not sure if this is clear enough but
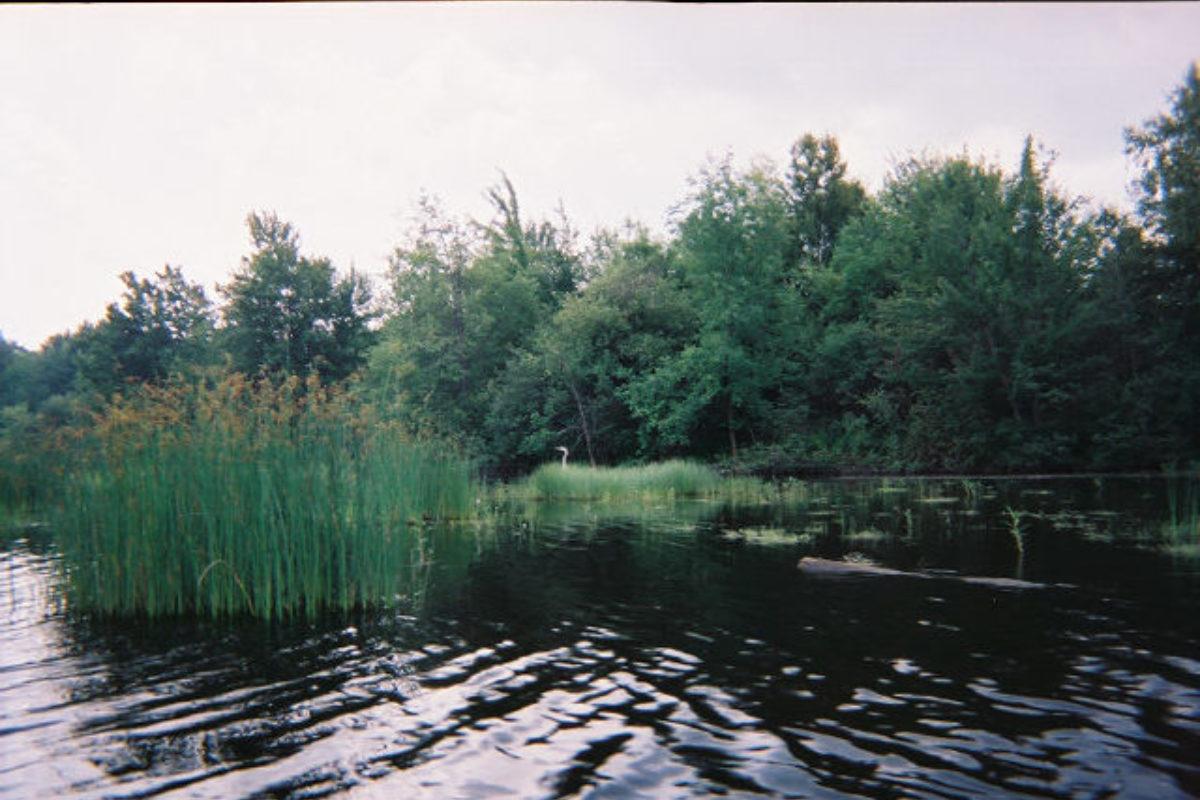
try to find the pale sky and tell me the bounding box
[1,2,1197,350]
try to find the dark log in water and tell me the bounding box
[797,556,1045,589]
[796,556,907,577]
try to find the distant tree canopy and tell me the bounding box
[4,65,1199,477]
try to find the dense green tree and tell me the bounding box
[480,174,584,305]
[0,334,20,408]
[485,226,692,468]
[220,212,374,383]
[1080,211,1179,464]
[834,146,1098,470]
[625,156,792,458]
[785,133,866,270]
[74,266,215,395]
[0,328,87,420]
[369,180,583,470]
[487,297,624,467]
[1126,64,1200,314]
[879,157,1021,467]
[590,230,698,461]
[1123,63,1200,458]
[785,195,896,461]
[369,197,479,438]
[7,332,84,419]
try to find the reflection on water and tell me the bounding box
[2,477,1200,799]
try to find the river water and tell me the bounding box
[2,477,1199,799]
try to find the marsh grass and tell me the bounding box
[523,459,722,501]
[55,372,475,618]
[720,526,813,546]
[1163,474,1200,555]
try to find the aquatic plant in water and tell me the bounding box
[54,372,475,618]
[1006,506,1027,577]
[1163,474,1200,556]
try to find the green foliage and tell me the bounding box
[625,156,793,459]
[785,133,867,269]
[1122,63,1200,459]
[1127,63,1200,283]
[481,226,697,471]
[359,85,1200,474]
[13,333,83,412]
[818,146,1102,470]
[75,266,216,396]
[368,197,480,438]
[0,402,68,512]
[220,211,375,383]
[366,181,584,473]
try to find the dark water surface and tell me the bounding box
[3,477,1200,799]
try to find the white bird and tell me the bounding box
[555,446,569,468]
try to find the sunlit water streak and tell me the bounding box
[2,478,1199,799]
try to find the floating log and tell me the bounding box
[796,557,1044,589]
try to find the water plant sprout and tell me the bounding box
[1006,506,1026,577]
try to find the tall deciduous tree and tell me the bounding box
[484,226,692,469]
[846,146,1097,469]
[371,196,480,438]
[626,156,791,458]
[480,173,583,305]
[1123,62,1200,456]
[369,179,584,470]
[76,266,215,394]
[1126,64,1200,299]
[220,212,374,383]
[785,133,866,270]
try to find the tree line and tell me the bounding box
[3,65,1198,478]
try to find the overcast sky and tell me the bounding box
[1,2,1197,349]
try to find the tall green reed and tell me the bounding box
[55,372,475,618]
[1164,473,1200,547]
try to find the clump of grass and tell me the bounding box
[720,475,782,505]
[720,527,812,546]
[524,459,720,501]
[845,527,888,543]
[1165,474,1200,544]
[54,372,475,619]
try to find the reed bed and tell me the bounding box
[55,373,474,618]
[524,459,721,501]
[1164,473,1200,548]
